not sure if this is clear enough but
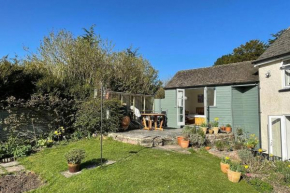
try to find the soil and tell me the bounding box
[0,172,43,193]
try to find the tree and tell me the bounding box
[268,29,287,46]
[214,40,267,66]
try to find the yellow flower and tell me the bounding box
[54,131,58,135]
[244,165,249,169]
[258,148,263,153]
[270,154,273,157]
[288,165,290,168]
[214,117,219,121]
[225,156,230,160]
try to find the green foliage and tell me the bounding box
[273,161,290,184]
[245,134,259,148]
[74,99,123,134]
[230,162,243,172]
[226,124,231,127]
[247,178,273,193]
[154,87,165,99]
[189,126,206,147]
[200,122,208,127]
[0,134,32,158]
[214,40,267,65]
[64,149,86,164]
[215,140,230,151]
[221,156,231,164]
[268,29,287,46]
[236,128,243,136]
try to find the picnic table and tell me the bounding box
[141,113,165,131]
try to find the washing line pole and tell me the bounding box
[100,81,103,167]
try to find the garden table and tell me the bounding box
[141,113,165,131]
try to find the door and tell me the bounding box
[177,89,185,126]
[269,116,286,160]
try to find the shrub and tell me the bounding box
[230,162,244,172]
[215,141,228,151]
[233,141,244,150]
[189,127,206,147]
[65,149,86,164]
[274,161,290,184]
[74,99,123,134]
[248,178,273,193]
[238,149,254,164]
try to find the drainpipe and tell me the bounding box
[258,83,262,149]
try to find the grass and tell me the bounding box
[20,138,257,193]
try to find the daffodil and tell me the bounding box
[54,131,58,135]
[225,156,230,160]
[258,148,263,153]
[269,154,273,157]
[214,117,219,121]
[244,165,249,169]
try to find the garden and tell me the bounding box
[175,120,290,193]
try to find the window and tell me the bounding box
[283,60,290,88]
[207,88,216,107]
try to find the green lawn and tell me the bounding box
[20,138,257,193]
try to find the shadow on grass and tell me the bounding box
[81,158,108,170]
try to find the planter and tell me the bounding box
[247,144,254,149]
[208,129,214,134]
[68,163,81,173]
[220,162,230,174]
[180,140,189,148]
[225,127,232,133]
[220,126,226,131]
[213,127,219,134]
[121,116,131,130]
[227,169,241,183]
[205,146,211,150]
[177,136,184,146]
[201,127,208,134]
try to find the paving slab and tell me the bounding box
[0,161,19,168]
[61,160,116,178]
[5,165,25,173]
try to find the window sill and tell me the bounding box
[278,88,290,92]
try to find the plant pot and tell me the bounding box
[225,127,232,133]
[177,136,184,146]
[247,144,254,149]
[213,127,219,134]
[227,169,241,183]
[180,140,189,148]
[220,162,230,174]
[220,126,226,131]
[208,129,214,134]
[205,146,211,150]
[68,163,81,173]
[121,116,131,130]
[201,127,208,134]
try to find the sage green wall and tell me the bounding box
[208,86,233,127]
[232,86,260,139]
[162,89,178,128]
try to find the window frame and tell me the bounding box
[208,87,216,107]
[282,60,290,89]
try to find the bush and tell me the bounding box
[65,149,86,164]
[238,149,254,164]
[74,99,123,134]
[215,141,230,151]
[248,178,273,193]
[189,126,205,147]
[274,161,290,184]
[229,162,244,172]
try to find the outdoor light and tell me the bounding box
[265,71,271,78]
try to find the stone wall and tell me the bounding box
[205,133,235,145]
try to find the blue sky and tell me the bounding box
[1,0,290,80]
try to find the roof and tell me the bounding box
[165,61,259,89]
[253,28,290,64]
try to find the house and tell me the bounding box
[253,28,290,160]
[154,61,260,138]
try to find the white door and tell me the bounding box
[177,89,185,126]
[269,116,287,160]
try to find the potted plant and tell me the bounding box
[178,126,192,146]
[225,124,232,133]
[65,149,86,173]
[208,129,214,134]
[228,162,243,183]
[211,118,219,134]
[200,122,208,134]
[244,134,259,149]
[220,156,231,174]
[180,137,190,148]
[205,144,211,150]
[220,125,226,131]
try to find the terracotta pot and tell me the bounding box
[68,163,81,173]
[227,169,241,183]
[225,127,232,133]
[177,136,184,146]
[220,162,230,174]
[220,126,226,131]
[121,116,131,130]
[201,127,208,134]
[180,140,189,148]
[205,146,211,150]
[213,127,219,134]
[208,129,214,134]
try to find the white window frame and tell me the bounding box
[208,87,216,107]
[282,60,290,88]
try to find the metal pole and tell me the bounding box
[100,82,103,166]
